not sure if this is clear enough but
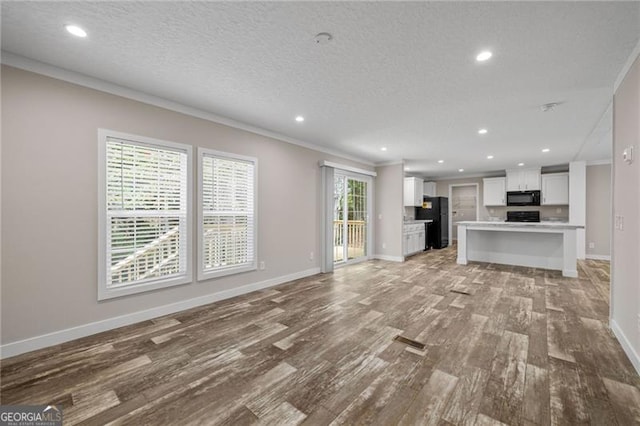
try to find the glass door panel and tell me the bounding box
[333,174,368,264]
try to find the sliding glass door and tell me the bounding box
[333,174,370,264]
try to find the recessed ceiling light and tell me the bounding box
[437,160,444,164]
[381,147,387,151]
[476,51,492,62]
[65,24,87,38]
[487,155,494,159]
[478,128,488,135]
[458,168,464,172]
[518,162,525,166]
[542,148,550,153]
[295,116,304,122]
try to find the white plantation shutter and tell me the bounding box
[199,149,257,279]
[99,130,192,300]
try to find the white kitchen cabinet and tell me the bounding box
[483,177,506,206]
[404,177,424,207]
[403,223,425,256]
[541,173,569,205]
[506,168,541,191]
[418,230,426,252]
[523,169,541,190]
[423,181,437,197]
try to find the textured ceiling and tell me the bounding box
[2,2,639,178]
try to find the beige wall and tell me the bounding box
[612,53,640,363]
[0,66,373,345]
[585,164,612,257]
[435,177,569,221]
[374,164,403,259]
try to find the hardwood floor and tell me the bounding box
[2,246,639,425]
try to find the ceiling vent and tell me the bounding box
[540,102,559,112]
[314,32,332,44]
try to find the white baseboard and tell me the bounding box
[0,267,321,359]
[586,254,611,261]
[373,254,404,262]
[610,319,640,375]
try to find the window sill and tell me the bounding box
[197,264,257,282]
[98,274,192,301]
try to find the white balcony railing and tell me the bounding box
[110,225,181,286]
[334,220,366,262]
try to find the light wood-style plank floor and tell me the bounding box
[2,246,639,425]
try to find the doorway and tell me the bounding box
[448,184,479,243]
[333,174,370,265]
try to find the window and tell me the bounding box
[98,129,192,300]
[198,148,257,280]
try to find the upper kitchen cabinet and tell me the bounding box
[506,168,541,191]
[541,172,569,205]
[404,177,424,206]
[423,181,437,197]
[483,177,506,206]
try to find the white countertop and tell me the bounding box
[404,219,433,224]
[456,220,583,229]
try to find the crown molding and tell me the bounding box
[1,51,374,167]
[614,38,640,93]
[375,160,404,167]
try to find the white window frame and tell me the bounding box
[98,129,193,300]
[198,147,258,281]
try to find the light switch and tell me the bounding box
[623,146,634,164]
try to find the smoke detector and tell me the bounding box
[540,102,559,112]
[314,32,333,44]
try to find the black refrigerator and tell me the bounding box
[415,196,449,249]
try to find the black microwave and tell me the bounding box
[506,190,541,206]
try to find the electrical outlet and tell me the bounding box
[309,251,314,261]
[589,242,595,249]
[259,261,266,270]
[382,242,386,249]
[378,214,383,220]
[615,215,624,231]
[556,208,562,214]
[490,209,494,214]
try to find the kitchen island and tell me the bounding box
[456,221,585,277]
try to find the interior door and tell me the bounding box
[451,186,477,240]
[333,174,370,264]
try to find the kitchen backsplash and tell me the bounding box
[483,205,569,221]
[406,203,568,222]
